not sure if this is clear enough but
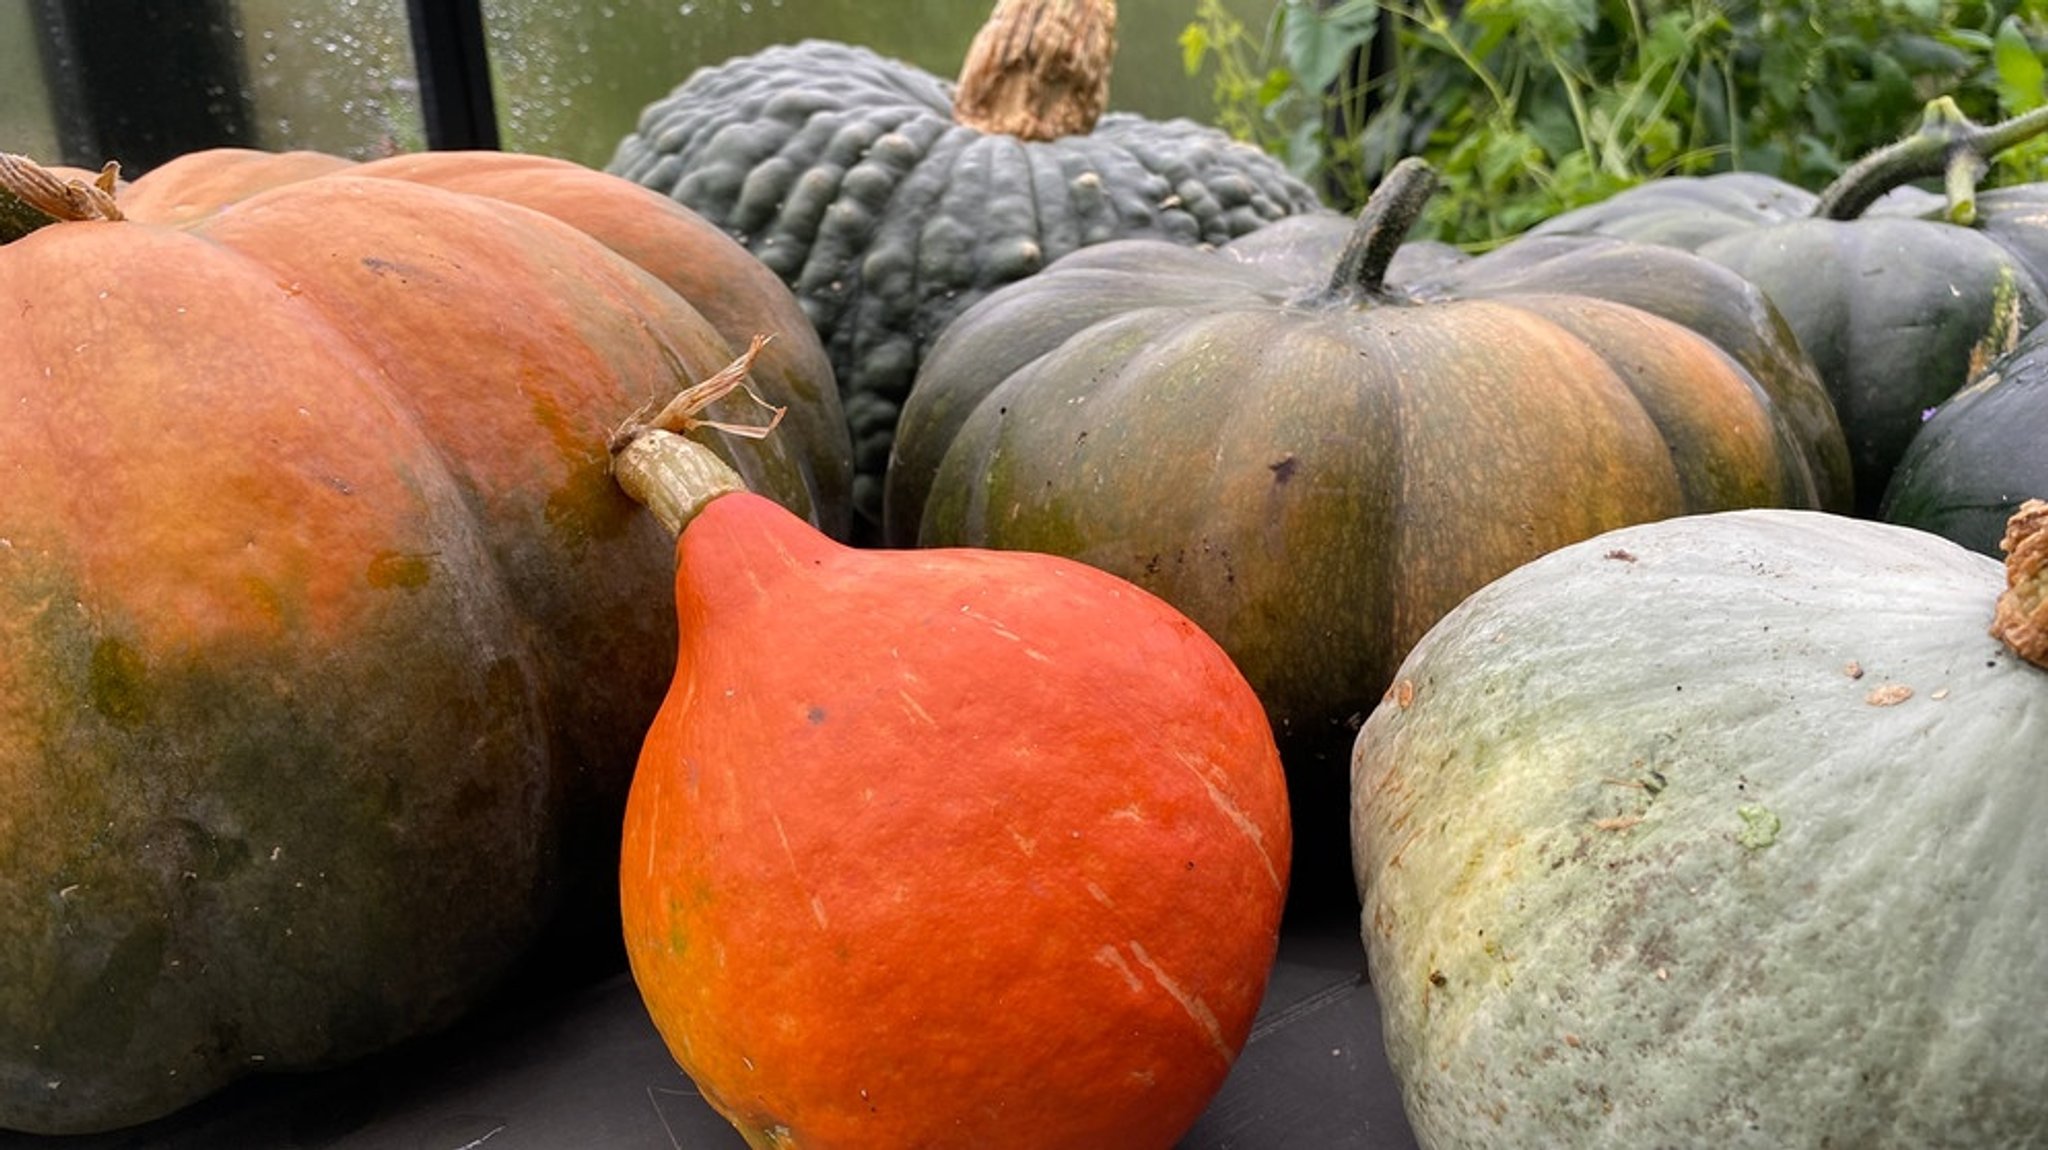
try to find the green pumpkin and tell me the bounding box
[1884,319,2048,555]
[885,159,1846,908]
[1533,98,2048,513]
[1352,504,2048,1149]
[607,0,1322,535]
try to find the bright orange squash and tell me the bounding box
[610,409,1294,1149]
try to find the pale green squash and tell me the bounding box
[1352,505,2048,1149]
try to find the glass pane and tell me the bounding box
[0,4,62,164]
[239,0,424,157]
[482,0,1269,170]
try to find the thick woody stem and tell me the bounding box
[952,0,1117,140]
[1322,157,1438,300]
[1993,498,2048,669]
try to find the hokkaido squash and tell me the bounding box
[1352,502,2048,1149]
[1884,318,2048,556]
[1532,98,2048,513]
[885,157,1847,910]
[608,371,1292,1149]
[607,0,1322,534]
[0,151,843,1134]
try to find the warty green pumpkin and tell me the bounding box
[606,0,1322,534]
[1352,501,2048,1149]
[0,149,844,1134]
[885,158,1847,910]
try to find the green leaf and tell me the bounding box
[1179,25,1212,77]
[1279,0,1380,95]
[1995,16,2047,113]
[1465,0,1595,53]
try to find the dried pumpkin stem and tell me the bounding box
[952,0,1117,140]
[0,153,122,241]
[1813,97,2048,225]
[1992,498,2048,669]
[1323,156,1438,300]
[609,335,781,538]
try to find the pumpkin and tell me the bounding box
[606,385,1292,1149]
[1884,318,2048,556]
[1531,98,2048,514]
[1351,501,2048,1149]
[0,150,843,1134]
[112,146,856,537]
[606,0,1323,534]
[884,158,1847,908]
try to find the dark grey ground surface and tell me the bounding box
[0,915,1420,1149]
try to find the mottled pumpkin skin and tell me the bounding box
[621,493,1290,1149]
[1885,320,2048,555]
[607,39,1323,531]
[0,165,838,1133]
[884,221,1844,907]
[1352,510,2048,1149]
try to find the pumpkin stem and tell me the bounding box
[1813,98,2048,224]
[0,153,121,241]
[1323,157,1437,299]
[952,0,1117,141]
[1992,498,2048,669]
[609,335,781,538]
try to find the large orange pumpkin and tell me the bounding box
[608,417,1293,1149]
[0,151,848,1134]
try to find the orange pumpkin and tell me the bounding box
[609,418,1293,1149]
[0,151,847,1134]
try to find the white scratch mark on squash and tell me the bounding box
[1095,945,1144,993]
[897,689,936,726]
[1176,750,1282,892]
[1130,941,1232,1063]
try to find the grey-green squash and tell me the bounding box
[606,0,1322,534]
[1884,318,2048,556]
[1352,501,2048,1149]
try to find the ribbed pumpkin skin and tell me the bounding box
[884,214,1844,905]
[117,147,855,538]
[1352,510,2048,1149]
[0,170,826,1134]
[607,39,1322,529]
[1884,320,2048,555]
[1530,170,2047,513]
[621,492,1290,1150]
[1694,217,2045,513]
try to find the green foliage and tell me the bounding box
[1182,0,2048,246]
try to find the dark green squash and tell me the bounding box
[1883,319,2048,556]
[1532,99,2048,514]
[606,0,1322,534]
[884,159,1847,909]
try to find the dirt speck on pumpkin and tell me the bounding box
[1603,549,1637,562]
[1386,678,1416,709]
[1843,660,1864,679]
[1865,683,1913,706]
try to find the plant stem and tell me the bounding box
[953,0,1118,140]
[1323,155,1437,299]
[1994,499,2047,670]
[0,154,122,242]
[1814,98,2048,223]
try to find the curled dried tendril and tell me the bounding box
[610,333,785,453]
[1993,498,2047,668]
